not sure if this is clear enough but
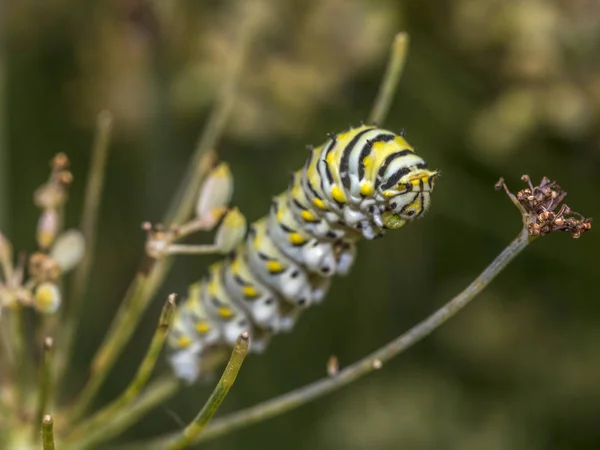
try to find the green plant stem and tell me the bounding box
[167,333,250,450]
[64,295,176,446]
[124,227,531,449]
[76,376,180,449]
[368,32,410,126]
[66,2,264,423]
[10,303,29,415]
[56,111,113,384]
[33,337,54,441]
[41,415,55,450]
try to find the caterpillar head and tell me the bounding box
[380,162,439,228]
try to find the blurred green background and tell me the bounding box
[2,0,600,449]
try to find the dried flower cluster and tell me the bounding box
[496,175,593,239]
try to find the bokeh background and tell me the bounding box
[2,0,600,449]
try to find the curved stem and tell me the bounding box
[167,333,250,450]
[123,227,530,449]
[368,32,410,126]
[64,295,176,447]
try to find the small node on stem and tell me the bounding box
[327,355,339,377]
[372,359,383,370]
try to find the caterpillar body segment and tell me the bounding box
[168,125,438,382]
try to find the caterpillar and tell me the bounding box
[167,124,439,382]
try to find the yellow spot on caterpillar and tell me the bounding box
[360,182,374,196]
[218,307,234,319]
[289,232,306,245]
[383,190,396,198]
[276,208,284,222]
[208,280,216,296]
[372,141,386,151]
[312,198,327,210]
[177,336,192,348]
[331,186,346,203]
[301,210,317,222]
[267,260,284,273]
[195,321,211,334]
[326,152,335,165]
[363,156,372,168]
[242,286,258,298]
[394,136,414,150]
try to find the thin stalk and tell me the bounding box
[368,32,410,126]
[165,244,220,255]
[33,337,54,440]
[66,1,265,423]
[127,227,530,449]
[167,333,250,450]
[10,303,28,415]
[56,111,113,382]
[64,295,176,446]
[41,415,55,450]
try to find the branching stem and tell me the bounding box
[123,227,530,449]
[64,295,176,448]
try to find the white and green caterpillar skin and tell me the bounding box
[168,125,438,382]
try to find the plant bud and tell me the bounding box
[50,229,86,273]
[195,163,234,227]
[37,209,60,250]
[33,282,61,314]
[214,208,247,254]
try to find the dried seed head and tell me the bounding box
[195,163,234,228]
[497,175,592,239]
[52,153,70,170]
[214,208,247,254]
[33,282,62,314]
[34,154,73,211]
[28,253,62,283]
[50,229,86,273]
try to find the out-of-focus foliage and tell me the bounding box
[1,0,599,449]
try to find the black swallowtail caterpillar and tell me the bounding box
[168,124,439,382]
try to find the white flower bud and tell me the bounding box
[50,229,86,273]
[214,208,247,254]
[33,282,62,314]
[195,163,234,227]
[37,209,60,250]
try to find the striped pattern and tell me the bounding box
[168,125,438,382]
